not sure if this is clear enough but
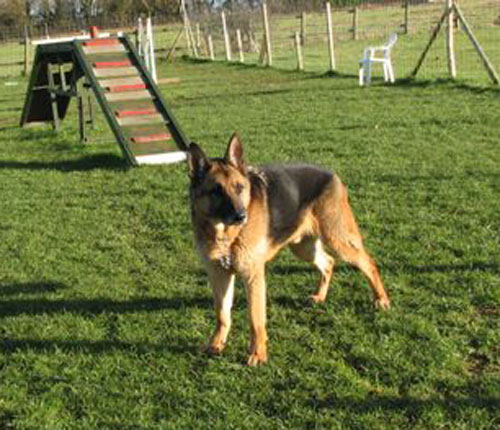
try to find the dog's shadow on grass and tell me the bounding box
[0,153,127,172]
[0,280,211,356]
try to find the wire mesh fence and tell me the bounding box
[186,0,500,85]
[0,0,498,86]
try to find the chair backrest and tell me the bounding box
[385,33,398,49]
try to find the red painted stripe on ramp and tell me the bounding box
[131,133,172,143]
[115,109,157,118]
[84,38,120,47]
[94,60,132,68]
[107,83,147,92]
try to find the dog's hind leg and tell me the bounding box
[290,237,335,303]
[318,181,390,310]
[205,264,235,355]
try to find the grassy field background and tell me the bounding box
[0,55,499,428]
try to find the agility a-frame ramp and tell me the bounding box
[20,34,189,166]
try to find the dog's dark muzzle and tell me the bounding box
[226,210,247,225]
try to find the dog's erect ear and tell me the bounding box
[187,142,209,182]
[224,132,245,170]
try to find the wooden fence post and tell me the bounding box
[262,3,272,66]
[352,7,358,41]
[207,33,215,60]
[294,31,303,71]
[446,0,457,79]
[221,11,232,61]
[236,29,244,63]
[325,2,335,72]
[300,11,306,46]
[195,23,201,54]
[23,25,30,76]
[403,0,410,34]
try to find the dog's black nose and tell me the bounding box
[232,211,247,225]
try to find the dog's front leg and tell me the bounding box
[205,264,235,355]
[242,266,268,366]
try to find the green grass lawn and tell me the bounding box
[0,57,499,429]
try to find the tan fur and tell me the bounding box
[188,134,390,366]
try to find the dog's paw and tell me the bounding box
[247,351,268,367]
[375,297,391,310]
[309,294,327,304]
[204,342,225,356]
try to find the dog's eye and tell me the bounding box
[234,183,244,195]
[209,184,223,197]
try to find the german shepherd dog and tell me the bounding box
[187,133,390,366]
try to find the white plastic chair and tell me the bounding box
[359,33,398,86]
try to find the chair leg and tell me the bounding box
[382,62,389,82]
[366,62,372,85]
[388,62,395,83]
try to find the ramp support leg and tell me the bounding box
[47,65,60,131]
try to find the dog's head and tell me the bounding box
[187,133,251,226]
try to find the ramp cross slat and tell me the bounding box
[116,108,158,118]
[94,67,139,78]
[94,60,132,68]
[83,45,126,54]
[99,76,143,87]
[83,38,120,47]
[131,133,172,143]
[105,90,151,102]
[107,83,147,92]
[118,114,164,126]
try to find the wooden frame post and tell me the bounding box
[446,0,457,79]
[403,0,410,35]
[195,23,201,54]
[352,7,358,41]
[325,2,336,72]
[207,33,215,60]
[294,31,304,71]
[236,29,244,63]
[262,3,272,66]
[23,25,30,76]
[221,11,232,61]
[300,12,306,46]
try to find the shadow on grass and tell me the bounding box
[394,77,500,95]
[0,280,212,355]
[305,392,500,415]
[377,171,500,184]
[0,281,67,296]
[0,295,212,318]
[0,153,127,172]
[0,337,202,356]
[392,261,499,275]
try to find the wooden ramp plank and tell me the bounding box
[107,83,146,92]
[99,76,143,88]
[83,38,120,47]
[131,133,172,143]
[105,90,152,102]
[135,152,187,165]
[83,45,126,54]
[94,60,132,68]
[94,66,139,78]
[118,114,164,126]
[116,108,158,118]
